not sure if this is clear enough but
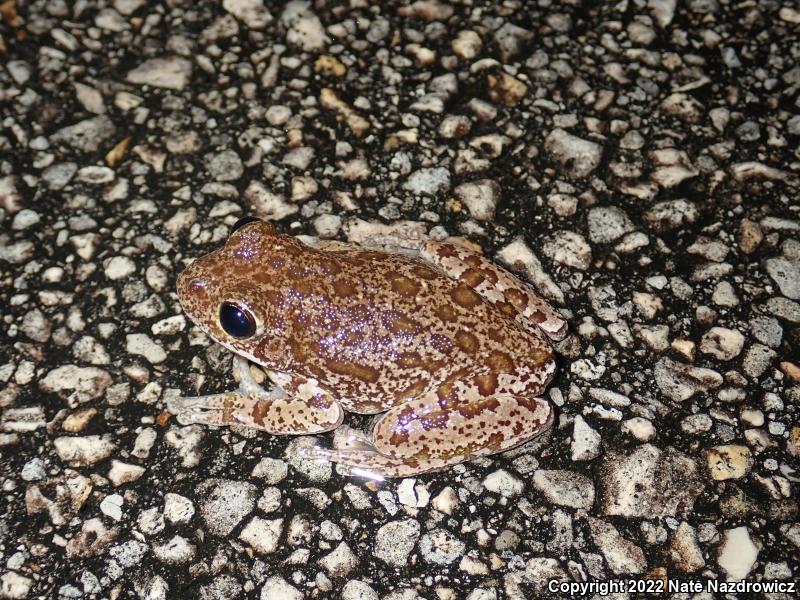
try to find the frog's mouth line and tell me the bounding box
[212,339,266,370]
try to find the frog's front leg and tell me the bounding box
[305,376,554,478]
[167,356,344,434]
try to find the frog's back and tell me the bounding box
[279,246,553,413]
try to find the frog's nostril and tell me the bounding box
[176,268,208,299]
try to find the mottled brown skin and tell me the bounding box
[173,221,567,477]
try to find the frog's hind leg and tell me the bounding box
[419,240,568,342]
[347,233,568,340]
[303,386,554,479]
[340,230,428,257]
[167,356,344,435]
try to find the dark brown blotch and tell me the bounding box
[487,328,506,343]
[429,333,455,355]
[389,430,410,446]
[436,304,458,322]
[387,405,416,445]
[524,344,553,368]
[475,373,498,396]
[411,265,438,280]
[306,393,334,410]
[451,284,482,309]
[497,300,516,316]
[435,381,457,406]
[326,359,380,383]
[483,267,499,284]
[251,400,269,426]
[485,431,505,450]
[333,278,357,297]
[465,255,483,268]
[394,378,430,402]
[455,330,480,355]
[505,288,529,311]
[461,268,485,288]
[420,410,449,431]
[388,314,420,334]
[318,258,341,276]
[457,397,501,418]
[515,396,540,413]
[487,350,515,373]
[397,352,423,369]
[424,358,447,373]
[435,245,459,258]
[391,274,422,297]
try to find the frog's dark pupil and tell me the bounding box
[219,302,256,338]
[230,215,262,235]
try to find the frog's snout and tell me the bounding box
[175,265,191,300]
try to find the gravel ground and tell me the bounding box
[1,0,799,598]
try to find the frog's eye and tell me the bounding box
[219,301,257,338]
[230,215,262,235]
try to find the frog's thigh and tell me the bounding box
[252,369,345,434]
[420,240,568,341]
[347,231,426,255]
[372,388,552,461]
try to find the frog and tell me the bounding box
[167,217,568,479]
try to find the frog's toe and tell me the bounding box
[294,444,326,460]
[165,395,190,417]
[291,445,384,479]
[166,392,243,426]
[294,445,353,472]
[318,448,458,479]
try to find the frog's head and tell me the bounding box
[177,217,302,365]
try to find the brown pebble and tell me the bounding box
[780,361,800,382]
[487,72,528,107]
[738,218,763,254]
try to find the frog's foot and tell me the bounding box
[297,421,456,478]
[294,425,404,480]
[300,446,458,480]
[295,424,442,479]
[167,357,344,435]
[168,389,252,427]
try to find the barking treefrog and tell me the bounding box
[168,218,567,478]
